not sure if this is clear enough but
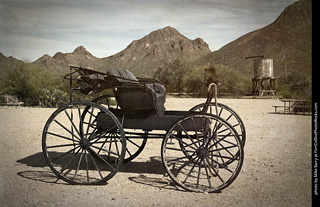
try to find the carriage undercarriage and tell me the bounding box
[42,66,245,193]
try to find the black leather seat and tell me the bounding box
[107,68,139,83]
[107,68,166,116]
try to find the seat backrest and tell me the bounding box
[107,68,166,117]
[107,68,138,83]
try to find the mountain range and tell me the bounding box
[31,26,212,77]
[200,0,312,80]
[1,0,312,82]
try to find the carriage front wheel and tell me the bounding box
[42,101,126,184]
[189,102,246,147]
[161,114,244,193]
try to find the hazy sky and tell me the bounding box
[0,0,297,61]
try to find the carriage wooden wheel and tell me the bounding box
[161,114,243,193]
[42,101,126,184]
[190,102,246,147]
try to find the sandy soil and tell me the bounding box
[0,98,312,207]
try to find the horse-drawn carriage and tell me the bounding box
[42,66,245,193]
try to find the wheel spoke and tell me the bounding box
[87,149,103,179]
[217,142,237,158]
[114,137,120,157]
[53,119,81,141]
[47,143,78,149]
[183,157,200,184]
[94,135,109,154]
[207,132,233,150]
[219,136,238,146]
[205,157,224,183]
[178,124,199,147]
[85,108,95,139]
[191,118,201,148]
[127,138,141,148]
[166,147,194,153]
[196,158,202,188]
[225,114,233,122]
[84,149,89,183]
[73,148,84,181]
[51,145,80,162]
[90,144,120,158]
[60,147,82,175]
[88,126,117,141]
[126,148,132,156]
[88,147,115,171]
[203,158,212,189]
[64,110,82,139]
[85,109,98,119]
[218,107,223,116]
[208,143,238,154]
[206,156,235,174]
[47,131,80,143]
[170,134,198,151]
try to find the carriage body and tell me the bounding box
[42,66,245,193]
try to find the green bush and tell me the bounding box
[277,70,312,99]
[184,64,250,97]
[154,59,190,95]
[0,94,6,103]
[214,64,251,96]
[0,62,69,106]
[154,61,251,97]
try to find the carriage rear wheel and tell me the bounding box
[189,102,246,146]
[90,95,147,163]
[161,114,244,193]
[42,101,126,184]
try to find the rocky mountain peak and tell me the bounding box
[53,52,64,59]
[193,38,209,49]
[148,26,182,39]
[0,52,21,73]
[37,54,52,61]
[72,46,94,57]
[102,26,212,76]
[274,0,311,26]
[129,26,210,54]
[34,46,99,73]
[73,46,87,53]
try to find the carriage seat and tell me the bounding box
[107,68,166,116]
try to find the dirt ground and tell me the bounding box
[0,98,312,207]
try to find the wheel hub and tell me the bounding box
[197,147,207,158]
[80,138,90,149]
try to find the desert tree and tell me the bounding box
[154,59,190,95]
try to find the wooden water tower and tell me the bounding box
[245,56,276,96]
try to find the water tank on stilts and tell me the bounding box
[246,56,276,96]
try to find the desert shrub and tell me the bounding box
[184,66,217,97]
[184,65,250,97]
[0,62,68,106]
[214,64,251,96]
[0,93,6,103]
[154,59,190,95]
[277,70,312,99]
[155,62,250,97]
